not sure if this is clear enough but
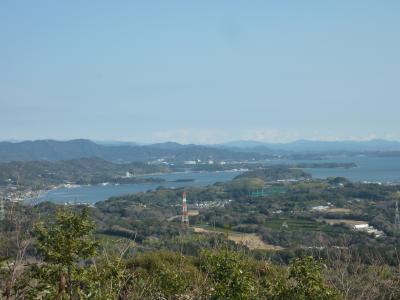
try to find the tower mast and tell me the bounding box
[181,192,189,227]
[395,200,400,231]
[0,197,5,221]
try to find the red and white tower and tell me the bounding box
[181,191,189,227]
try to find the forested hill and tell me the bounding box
[0,139,265,163]
[0,157,170,186]
[234,167,311,182]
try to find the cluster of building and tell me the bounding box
[311,203,386,238]
[353,223,385,238]
[63,201,95,207]
[311,202,337,212]
[184,159,225,165]
[194,199,233,209]
[0,187,42,203]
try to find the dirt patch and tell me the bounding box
[193,227,283,251]
[323,219,367,226]
[193,227,213,234]
[228,233,284,251]
[326,208,351,213]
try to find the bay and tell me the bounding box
[37,156,400,204]
[265,156,400,183]
[37,170,243,204]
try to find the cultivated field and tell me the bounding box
[323,219,367,226]
[326,208,351,213]
[193,227,283,251]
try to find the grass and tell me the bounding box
[291,181,330,190]
[265,217,320,231]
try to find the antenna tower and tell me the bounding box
[395,200,400,231]
[181,192,189,227]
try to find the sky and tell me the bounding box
[1,1,400,144]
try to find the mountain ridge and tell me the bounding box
[2,139,400,163]
[218,139,400,153]
[0,139,264,163]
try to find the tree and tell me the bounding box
[200,249,256,299]
[275,256,340,300]
[0,203,34,299]
[34,207,98,298]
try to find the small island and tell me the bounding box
[294,162,357,169]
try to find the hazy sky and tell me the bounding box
[1,1,400,143]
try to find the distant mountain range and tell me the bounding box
[0,139,265,163]
[218,139,400,153]
[1,139,400,163]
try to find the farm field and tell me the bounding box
[193,227,283,250]
[322,219,367,226]
[326,208,351,213]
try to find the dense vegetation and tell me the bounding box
[1,165,400,299]
[4,206,396,300]
[234,167,311,182]
[89,171,400,266]
[0,157,170,187]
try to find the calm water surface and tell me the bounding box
[38,170,243,204]
[267,156,400,183]
[38,156,400,204]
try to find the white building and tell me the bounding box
[353,224,369,230]
[311,205,329,211]
[353,223,385,238]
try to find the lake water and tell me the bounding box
[37,170,243,204]
[37,156,400,204]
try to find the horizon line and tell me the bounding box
[2,137,400,145]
